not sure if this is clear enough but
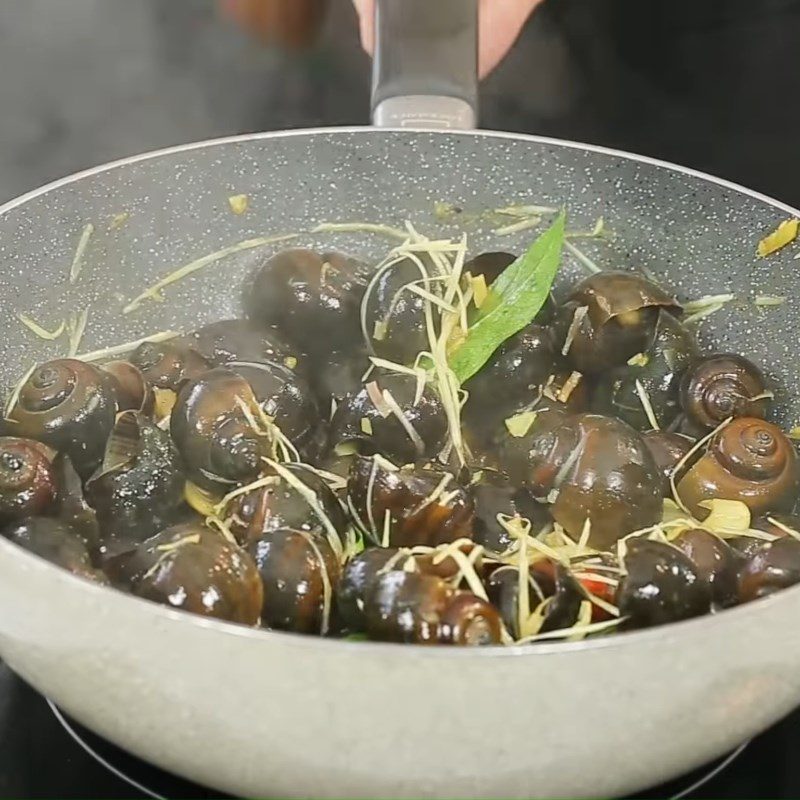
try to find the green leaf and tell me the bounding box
[449,211,566,383]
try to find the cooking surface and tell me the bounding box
[0,662,797,799]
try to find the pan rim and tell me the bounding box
[1,126,799,220]
[2,125,798,659]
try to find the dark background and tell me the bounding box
[1,0,799,206]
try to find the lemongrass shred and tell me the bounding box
[67,309,89,357]
[469,273,489,308]
[76,330,179,362]
[493,216,542,236]
[494,204,559,217]
[634,379,660,430]
[205,515,237,545]
[110,212,130,230]
[765,516,800,541]
[564,240,601,274]
[360,417,373,436]
[405,283,457,313]
[366,381,391,417]
[381,509,392,548]
[17,314,65,341]
[682,293,735,312]
[123,234,298,313]
[68,223,94,284]
[561,305,588,356]
[184,482,220,517]
[754,295,786,307]
[311,222,408,240]
[4,363,37,418]
[627,352,649,367]
[516,615,624,644]
[156,533,200,553]
[295,528,333,635]
[557,371,582,404]
[683,302,725,325]
[566,600,595,641]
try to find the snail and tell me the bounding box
[470,470,548,553]
[529,559,586,633]
[228,360,322,462]
[593,310,699,431]
[363,570,502,645]
[485,565,545,639]
[642,430,695,496]
[361,254,437,365]
[498,411,663,550]
[6,359,119,480]
[0,438,57,523]
[676,417,800,518]
[337,547,410,633]
[223,462,348,547]
[310,347,372,412]
[671,528,738,608]
[119,522,263,625]
[248,528,340,634]
[170,367,274,491]
[463,325,559,443]
[330,373,448,465]
[100,361,155,415]
[243,248,368,356]
[738,538,800,603]
[560,271,681,375]
[617,538,711,628]
[129,338,210,393]
[680,354,770,433]
[2,517,106,583]
[182,319,297,369]
[347,455,473,548]
[85,412,185,556]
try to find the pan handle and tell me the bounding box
[371,0,478,129]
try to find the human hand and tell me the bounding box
[351,0,544,77]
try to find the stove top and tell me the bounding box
[1,662,799,799]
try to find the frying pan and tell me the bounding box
[0,1,799,797]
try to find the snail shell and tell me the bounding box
[676,417,800,518]
[642,431,695,496]
[563,271,681,374]
[101,360,154,415]
[170,367,271,491]
[6,359,118,480]
[680,354,769,432]
[129,339,210,392]
[0,438,57,523]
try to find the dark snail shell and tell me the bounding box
[331,373,447,464]
[486,565,545,639]
[470,470,549,553]
[120,523,263,624]
[248,528,340,634]
[243,248,368,356]
[363,570,500,645]
[618,538,711,628]
[129,339,211,392]
[676,418,800,518]
[439,592,504,646]
[362,255,437,365]
[182,319,297,369]
[498,411,662,550]
[101,361,154,415]
[337,547,409,633]
[6,359,119,480]
[642,431,695,496]
[593,310,698,431]
[530,559,586,633]
[561,271,681,374]
[2,517,106,583]
[310,348,371,412]
[52,453,100,553]
[228,360,322,462]
[738,538,800,603]
[224,462,348,547]
[347,456,473,547]
[85,412,185,556]
[464,251,517,286]
[672,528,738,608]
[0,438,57,523]
[463,325,559,443]
[170,367,273,491]
[680,354,769,433]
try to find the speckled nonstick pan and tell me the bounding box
[0,1,798,798]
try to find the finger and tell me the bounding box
[478,0,542,77]
[351,0,375,55]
